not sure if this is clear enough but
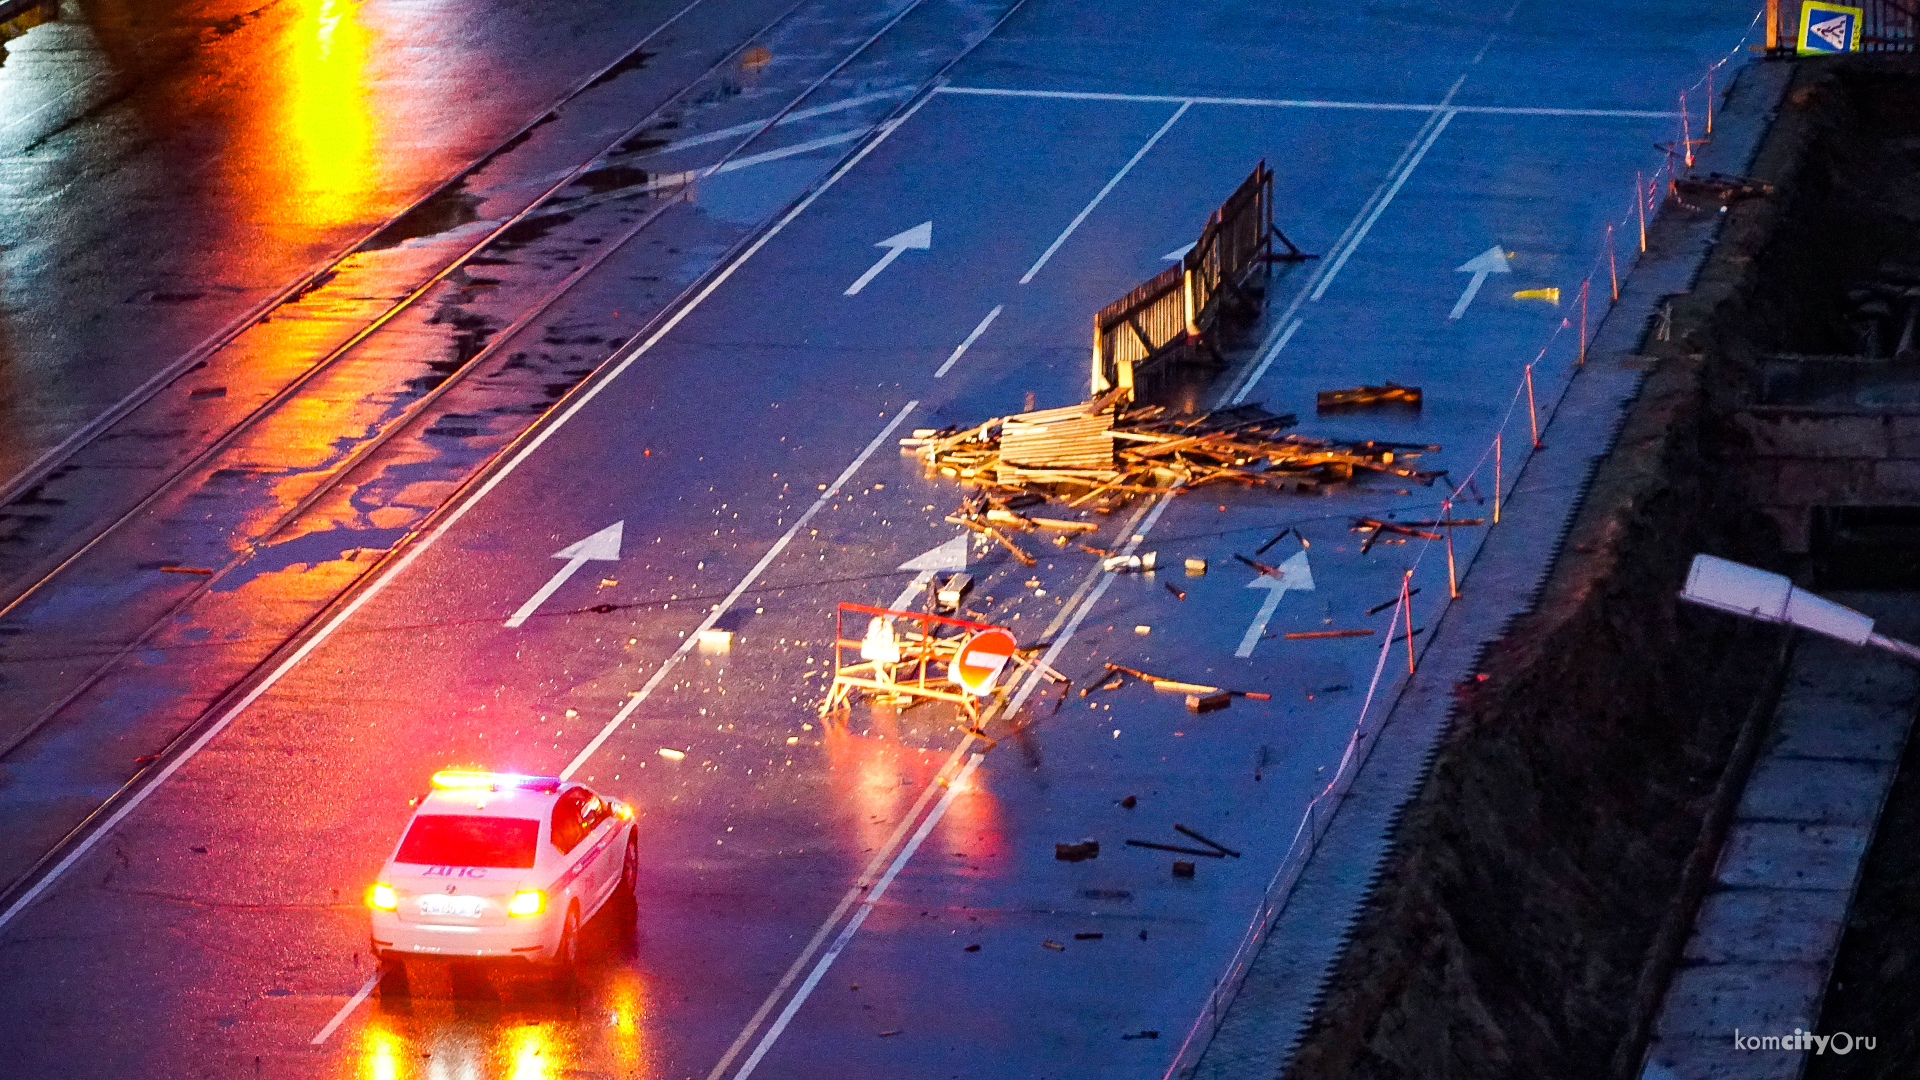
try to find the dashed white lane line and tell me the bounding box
[309,971,381,1046]
[1215,74,1461,407]
[0,89,944,941]
[934,304,1003,377]
[731,752,986,1080]
[560,399,919,779]
[1019,102,1191,285]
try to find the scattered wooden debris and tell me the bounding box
[1055,839,1100,862]
[1366,587,1421,615]
[1673,171,1773,202]
[904,403,1442,498]
[1174,824,1241,858]
[1254,528,1290,554]
[1283,629,1374,640]
[1315,382,1421,413]
[1102,662,1272,700]
[1126,839,1224,858]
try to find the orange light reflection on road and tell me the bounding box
[358,1022,403,1080]
[280,0,376,229]
[937,751,1004,875]
[822,720,944,856]
[604,971,649,1077]
[506,1022,554,1080]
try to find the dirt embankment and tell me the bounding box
[1282,57,1920,1080]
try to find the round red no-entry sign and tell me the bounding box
[950,628,1017,696]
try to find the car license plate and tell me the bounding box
[419,894,485,918]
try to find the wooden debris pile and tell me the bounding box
[902,402,1443,497]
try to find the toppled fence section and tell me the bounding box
[1091,161,1314,400]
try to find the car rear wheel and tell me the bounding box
[377,953,410,997]
[550,905,580,987]
[617,834,638,909]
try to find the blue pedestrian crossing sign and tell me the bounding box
[1797,1,1863,54]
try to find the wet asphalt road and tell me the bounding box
[0,0,1764,1078]
[0,0,799,480]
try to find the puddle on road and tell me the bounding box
[360,185,483,251]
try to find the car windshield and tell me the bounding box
[395,815,539,869]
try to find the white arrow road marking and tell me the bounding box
[504,521,624,628]
[1235,549,1315,657]
[1162,242,1196,261]
[889,535,968,609]
[1449,244,1511,320]
[844,220,932,296]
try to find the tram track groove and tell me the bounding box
[0,0,719,516]
[0,0,823,625]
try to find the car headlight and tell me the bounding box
[508,889,546,917]
[366,883,399,911]
[614,801,634,820]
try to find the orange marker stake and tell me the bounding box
[1608,224,1619,301]
[1706,66,1715,136]
[1681,90,1694,168]
[1493,433,1503,524]
[1401,571,1416,674]
[1637,172,1648,252]
[1525,364,1541,449]
[1578,279,1589,365]
[1443,499,1459,599]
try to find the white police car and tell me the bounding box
[367,770,637,977]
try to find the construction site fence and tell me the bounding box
[1860,0,1917,49]
[1091,162,1276,399]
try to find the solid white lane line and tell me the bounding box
[1018,103,1190,285]
[938,84,1678,118]
[1309,73,1467,302]
[560,400,918,779]
[934,304,1003,377]
[706,500,1163,1080]
[636,86,915,157]
[309,971,381,1045]
[701,735,979,1080]
[731,753,986,1080]
[1228,317,1303,406]
[0,90,945,941]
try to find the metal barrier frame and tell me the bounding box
[820,602,1004,721]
